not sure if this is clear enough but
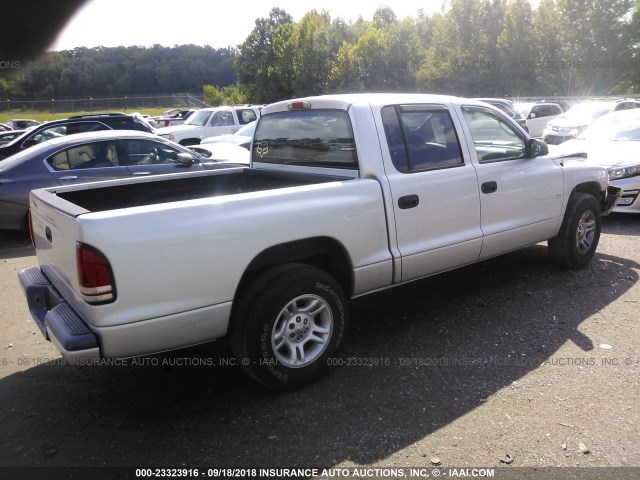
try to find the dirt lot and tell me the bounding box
[0,215,638,479]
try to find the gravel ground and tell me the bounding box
[0,214,638,480]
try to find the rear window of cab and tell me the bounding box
[252,110,358,169]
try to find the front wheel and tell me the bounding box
[548,192,601,269]
[230,264,348,391]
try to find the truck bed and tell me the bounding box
[56,168,351,212]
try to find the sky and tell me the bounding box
[49,0,448,51]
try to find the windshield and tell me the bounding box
[236,121,256,137]
[576,110,640,141]
[185,110,212,126]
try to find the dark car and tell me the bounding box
[0,112,155,161]
[0,130,27,145]
[0,130,238,230]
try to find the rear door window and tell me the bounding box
[381,104,464,173]
[210,111,235,127]
[236,109,257,125]
[48,140,120,170]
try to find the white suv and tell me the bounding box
[157,105,262,146]
[513,102,564,138]
[542,99,640,145]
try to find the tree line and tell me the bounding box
[0,44,236,100]
[234,0,639,103]
[2,0,639,104]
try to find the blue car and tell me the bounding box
[0,130,241,230]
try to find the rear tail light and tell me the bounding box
[76,243,116,304]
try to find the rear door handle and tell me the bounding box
[133,172,151,175]
[59,176,78,181]
[398,194,420,209]
[481,181,498,194]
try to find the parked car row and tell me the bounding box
[1,98,639,234]
[542,98,640,145]
[0,112,156,161]
[550,108,640,214]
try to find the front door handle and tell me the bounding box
[59,176,78,181]
[398,194,420,209]
[481,181,498,194]
[133,172,151,175]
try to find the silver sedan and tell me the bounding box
[551,109,640,214]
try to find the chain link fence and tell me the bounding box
[2,93,638,115]
[0,93,209,114]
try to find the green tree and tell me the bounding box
[621,0,640,90]
[416,0,504,95]
[373,5,398,28]
[557,0,633,94]
[203,84,248,106]
[531,0,567,95]
[235,8,295,103]
[497,0,536,96]
[327,41,361,92]
[285,10,335,96]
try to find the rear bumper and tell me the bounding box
[19,267,100,359]
[20,266,233,359]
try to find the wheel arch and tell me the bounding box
[234,237,354,305]
[570,181,605,206]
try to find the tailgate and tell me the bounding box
[29,188,88,307]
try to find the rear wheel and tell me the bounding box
[230,263,348,391]
[548,192,601,269]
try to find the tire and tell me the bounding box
[179,139,200,146]
[230,263,348,391]
[548,192,601,269]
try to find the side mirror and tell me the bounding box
[529,113,537,119]
[22,138,38,148]
[176,152,195,165]
[527,138,549,158]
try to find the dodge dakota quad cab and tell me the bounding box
[20,94,620,390]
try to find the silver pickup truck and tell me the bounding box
[20,94,620,390]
